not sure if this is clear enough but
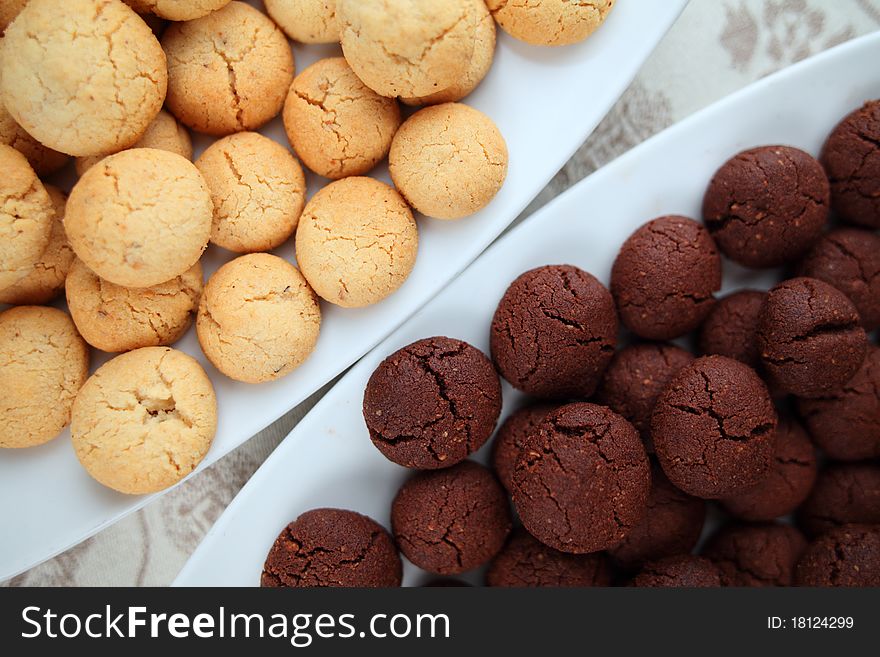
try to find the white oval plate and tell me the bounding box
[174,32,880,587]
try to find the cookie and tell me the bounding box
[389,102,507,219]
[195,132,306,253]
[490,403,559,492]
[196,253,321,383]
[282,57,400,179]
[757,277,867,398]
[391,461,511,575]
[75,109,192,177]
[265,0,339,44]
[795,524,880,587]
[124,0,231,21]
[490,265,617,399]
[0,185,73,306]
[0,145,54,292]
[704,523,807,587]
[66,258,202,353]
[0,307,89,449]
[295,177,418,307]
[798,463,880,537]
[821,100,880,228]
[0,0,26,33]
[0,102,69,176]
[364,336,502,469]
[261,508,401,588]
[65,148,213,289]
[338,0,479,98]
[512,402,650,554]
[610,216,721,340]
[71,346,216,494]
[486,528,613,587]
[629,555,721,588]
[697,290,766,369]
[0,0,167,157]
[163,2,294,136]
[486,0,614,47]
[652,355,777,499]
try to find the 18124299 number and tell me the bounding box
[768,617,855,629]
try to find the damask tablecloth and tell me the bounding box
[7,0,880,587]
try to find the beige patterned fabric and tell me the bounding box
[6,0,880,586]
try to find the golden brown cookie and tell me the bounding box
[71,346,217,494]
[295,177,418,307]
[65,148,213,289]
[389,102,507,219]
[0,0,167,157]
[486,0,615,46]
[123,0,231,21]
[282,57,400,179]
[66,258,203,353]
[195,132,306,253]
[0,185,73,305]
[0,145,54,292]
[0,306,89,448]
[0,102,69,176]
[338,0,479,98]
[75,110,192,177]
[163,2,295,136]
[197,253,321,383]
[265,0,338,43]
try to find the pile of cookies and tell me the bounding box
[260,98,880,587]
[0,0,616,494]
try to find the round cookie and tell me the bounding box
[798,463,880,537]
[629,555,721,588]
[0,0,167,157]
[795,524,880,587]
[389,102,507,219]
[489,265,618,399]
[162,2,294,136]
[652,355,777,499]
[0,185,73,306]
[491,403,559,492]
[609,463,706,570]
[721,418,817,522]
[364,336,502,469]
[65,148,212,289]
[66,258,202,353]
[610,216,721,340]
[0,103,69,176]
[703,146,829,268]
[261,508,401,588]
[295,177,418,307]
[265,0,339,44]
[821,100,880,228]
[512,402,650,554]
[196,132,306,253]
[338,0,479,98]
[0,145,54,292]
[197,254,320,384]
[71,346,216,494]
[124,0,232,21]
[758,277,867,399]
[283,57,400,180]
[486,528,613,587]
[797,228,880,331]
[697,290,766,368]
[76,109,192,177]
[486,0,614,47]
[704,523,807,587]
[391,461,511,575]
[0,307,89,448]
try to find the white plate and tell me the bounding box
[0,1,685,581]
[174,32,880,587]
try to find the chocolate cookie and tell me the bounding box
[795,524,880,587]
[798,463,880,537]
[512,402,650,554]
[610,216,721,340]
[758,277,867,398]
[798,228,880,331]
[721,418,817,521]
[703,523,807,587]
[702,145,829,267]
[391,461,511,574]
[609,463,706,570]
[629,555,721,588]
[363,337,502,469]
[486,528,613,587]
[261,509,402,588]
[820,100,880,228]
[490,403,558,493]
[490,265,617,398]
[697,290,766,368]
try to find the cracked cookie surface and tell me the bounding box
[491,403,558,492]
[629,555,721,587]
[795,524,880,587]
[0,102,69,176]
[797,463,880,537]
[486,0,614,46]
[265,0,338,44]
[704,523,807,587]
[698,290,766,368]
[124,0,231,21]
